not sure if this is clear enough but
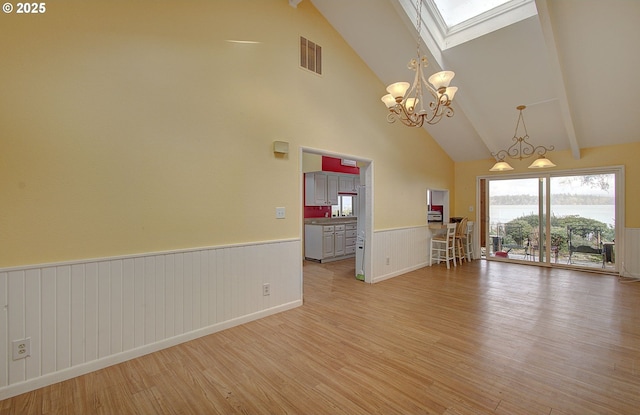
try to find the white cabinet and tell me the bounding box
[322,226,335,258]
[304,222,357,262]
[305,173,339,206]
[345,223,357,255]
[305,173,327,206]
[305,224,330,261]
[334,224,345,256]
[338,174,358,193]
[327,174,339,205]
[313,174,328,205]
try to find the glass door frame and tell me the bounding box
[477,165,625,273]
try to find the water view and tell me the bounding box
[486,174,618,271]
[490,204,615,226]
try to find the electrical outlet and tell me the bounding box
[386,257,390,265]
[12,338,31,361]
[263,283,271,296]
[275,207,286,219]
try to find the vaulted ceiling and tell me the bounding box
[309,0,640,164]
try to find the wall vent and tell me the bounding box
[300,36,322,75]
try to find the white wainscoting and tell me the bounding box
[0,239,302,400]
[623,228,640,278]
[372,226,429,283]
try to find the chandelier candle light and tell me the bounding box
[381,0,457,127]
[489,105,556,172]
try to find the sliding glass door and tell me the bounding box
[549,174,616,270]
[486,177,548,263]
[482,169,618,273]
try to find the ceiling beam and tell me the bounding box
[535,0,581,160]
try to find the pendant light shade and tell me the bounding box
[528,156,556,169]
[489,161,514,172]
[428,71,455,90]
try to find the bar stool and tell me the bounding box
[430,223,457,269]
[465,221,475,261]
[454,217,468,265]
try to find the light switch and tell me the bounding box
[275,207,286,219]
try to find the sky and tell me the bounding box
[432,0,511,27]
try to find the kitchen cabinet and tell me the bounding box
[313,173,329,205]
[334,224,345,256]
[305,221,356,262]
[345,223,357,255]
[322,226,335,257]
[305,173,339,206]
[338,174,358,193]
[327,175,339,205]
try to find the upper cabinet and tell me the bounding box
[338,175,357,193]
[305,172,339,206]
[327,174,339,205]
[305,172,356,206]
[309,173,327,205]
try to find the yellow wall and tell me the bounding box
[0,0,454,267]
[454,141,640,228]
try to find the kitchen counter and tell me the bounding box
[304,219,358,262]
[304,217,357,225]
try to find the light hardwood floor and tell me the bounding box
[2,259,640,414]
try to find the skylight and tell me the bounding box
[432,0,513,28]
[408,0,538,50]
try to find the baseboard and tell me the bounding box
[372,262,428,284]
[0,300,302,400]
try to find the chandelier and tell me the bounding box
[489,105,556,172]
[380,0,457,127]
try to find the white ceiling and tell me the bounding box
[309,0,640,163]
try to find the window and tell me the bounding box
[398,0,537,50]
[332,195,354,217]
[432,0,514,28]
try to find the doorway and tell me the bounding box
[301,148,373,283]
[427,189,450,224]
[480,167,622,273]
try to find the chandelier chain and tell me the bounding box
[380,0,457,127]
[515,110,526,137]
[415,0,423,56]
